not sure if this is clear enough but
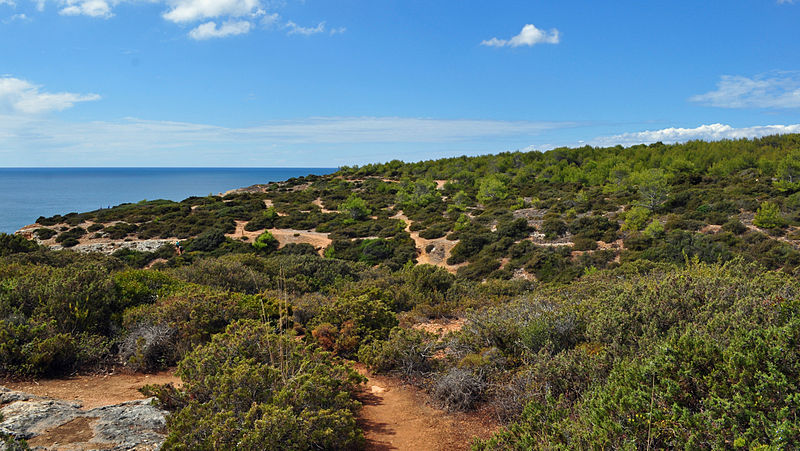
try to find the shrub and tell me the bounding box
[339,194,371,221]
[540,218,567,239]
[358,327,439,378]
[0,234,39,256]
[642,219,664,238]
[161,320,365,450]
[119,323,177,372]
[311,295,398,357]
[34,228,57,240]
[184,229,226,252]
[754,201,784,229]
[432,367,486,411]
[621,206,650,232]
[572,236,598,251]
[252,230,279,253]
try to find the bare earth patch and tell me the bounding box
[392,212,465,274]
[354,364,496,451]
[3,370,181,409]
[26,417,115,450]
[412,318,465,336]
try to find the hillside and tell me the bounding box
[3,135,800,449]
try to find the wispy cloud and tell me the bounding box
[3,13,29,23]
[0,0,16,7]
[285,20,325,36]
[0,77,100,114]
[189,20,251,39]
[481,24,560,48]
[0,116,573,165]
[690,72,800,108]
[592,123,800,147]
[778,0,794,4]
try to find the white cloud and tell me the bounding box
[690,72,800,108]
[481,24,560,48]
[162,0,261,23]
[59,0,112,18]
[260,11,278,26]
[285,20,324,35]
[593,123,800,147]
[3,13,29,22]
[329,26,345,35]
[0,115,571,165]
[778,0,794,4]
[189,19,251,39]
[0,77,100,114]
[0,0,16,7]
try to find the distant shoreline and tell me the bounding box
[0,167,337,234]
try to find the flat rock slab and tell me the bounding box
[0,387,167,450]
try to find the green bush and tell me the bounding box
[753,201,784,229]
[34,228,57,240]
[161,320,365,450]
[0,234,39,256]
[358,327,439,378]
[252,230,279,253]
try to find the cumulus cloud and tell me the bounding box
[690,72,800,108]
[59,0,112,18]
[189,20,251,39]
[0,77,100,114]
[285,20,324,35]
[481,24,560,48]
[162,0,261,23]
[593,123,800,147]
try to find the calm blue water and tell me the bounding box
[0,168,336,233]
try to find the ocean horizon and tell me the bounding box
[0,167,336,234]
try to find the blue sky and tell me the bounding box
[1,0,799,166]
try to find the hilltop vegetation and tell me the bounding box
[4,135,800,449]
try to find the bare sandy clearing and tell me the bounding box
[3,370,181,409]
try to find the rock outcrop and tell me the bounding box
[0,387,167,450]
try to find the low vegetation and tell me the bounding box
[4,135,800,448]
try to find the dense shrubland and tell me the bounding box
[4,135,800,448]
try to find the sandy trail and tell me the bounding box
[3,370,181,409]
[355,365,496,450]
[391,212,463,274]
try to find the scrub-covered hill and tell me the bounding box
[4,135,800,449]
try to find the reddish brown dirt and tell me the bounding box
[26,417,116,450]
[355,365,497,450]
[3,370,182,409]
[412,318,465,336]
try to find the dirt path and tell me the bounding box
[3,370,181,409]
[391,212,464,274]
[355,365,496,450]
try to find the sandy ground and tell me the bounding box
[312,197,337,213]
[3,370,181,409]
[392,212,465,274]
[226,220,332,256]
[411,318,465,336]
[355,365,497,451]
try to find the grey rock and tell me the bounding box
[0,387,167,450]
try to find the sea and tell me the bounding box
[0,168,336,234]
